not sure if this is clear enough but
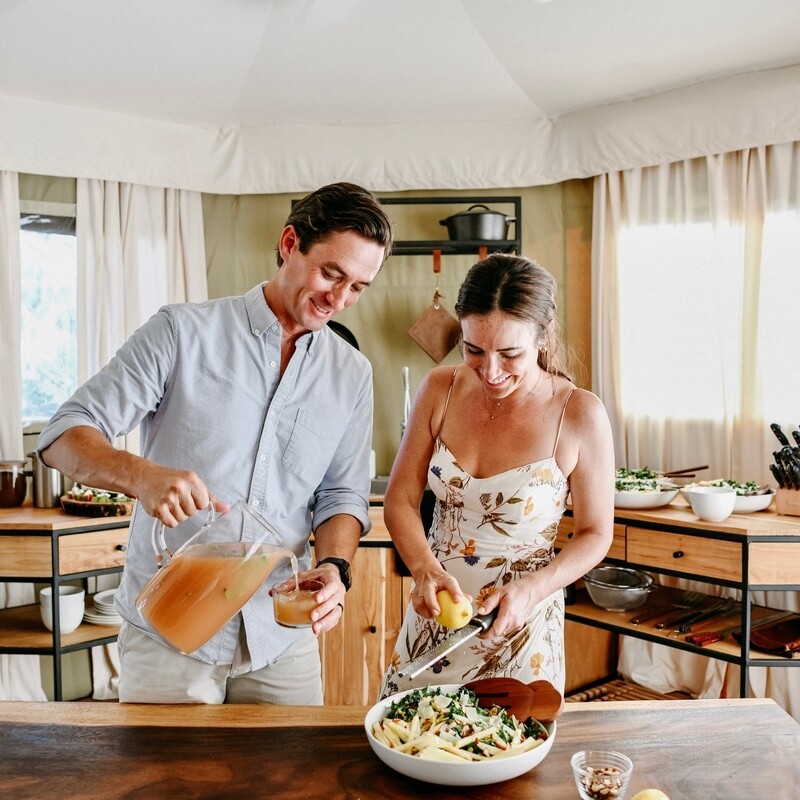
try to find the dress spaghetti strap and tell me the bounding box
[552,387,576,458]
[435,368,459,440]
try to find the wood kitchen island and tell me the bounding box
[0,698,797,798]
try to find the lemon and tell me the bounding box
[631,790,670,800]
[434,590,472,629]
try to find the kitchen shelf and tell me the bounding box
[390,239,518,256]
[0,505,129,700]
[566,588,795,666]
[378,195,522,257]
[0,599,119,652]
[557,502,800,697]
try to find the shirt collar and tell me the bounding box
[244,282,318,351]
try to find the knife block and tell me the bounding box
[775,488,800,517]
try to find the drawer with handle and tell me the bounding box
[626,527,741,582]
[557,519,626,561]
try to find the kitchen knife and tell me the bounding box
[653,599,728,630]
[686,610,794,647]
[771,423,790,447]
[667,599,731,634]
[674,599,737,633]
[792,430,800,449]
[777,450,800,490]
[786,454,800,490]
[397,608,498,679]
[770,463,787,489]
[628,604,676,625]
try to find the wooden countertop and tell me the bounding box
[610,497,800,538]
[0,502,132,533]
[0,698,797,798]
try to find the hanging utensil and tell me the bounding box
[407,250,460,363]
[400,366,411,439]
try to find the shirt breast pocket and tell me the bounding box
[281,408,345,485]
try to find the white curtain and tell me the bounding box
[0,171,23,461]
[593,141,800,719]
[0,170,46,700]
[76,178,207,697]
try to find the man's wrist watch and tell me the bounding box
[316,557,352,592]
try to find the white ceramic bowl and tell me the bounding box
[732,490,775,513]
[680,483,775,514]
[40,585,85,633]
[365,684,556,786]
[685,485,736,522]
[614,486,678,509]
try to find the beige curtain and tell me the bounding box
[0,171,23,461]
[76,178,208,698]
[0,170,46,700]
[593,141,800,719]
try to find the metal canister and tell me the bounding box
[27,452,66,508]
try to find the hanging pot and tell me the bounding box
[439,204,515,241]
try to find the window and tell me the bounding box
[20,211,78,425]
[616,211,800,424]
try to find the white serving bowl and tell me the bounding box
[685,485,736,522]
[40,585,85,633]
[614,486,678,510]
[732,490,775,513]
[680,483,775,514]
[365,684,556,786]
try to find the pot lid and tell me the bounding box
[446,203,507,218]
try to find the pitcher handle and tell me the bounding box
[151,500,216,566]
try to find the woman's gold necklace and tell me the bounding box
[482,369,543,420]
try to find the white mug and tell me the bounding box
[40,585,85,634]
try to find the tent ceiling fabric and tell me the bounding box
[1,0,800,194]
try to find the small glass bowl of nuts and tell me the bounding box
[571,750,634,800]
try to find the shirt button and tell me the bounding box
[252,499,260,507]
[260,454,266,461]
[269,360,277,368]
[252,328,261,336]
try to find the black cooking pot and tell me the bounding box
[439,204,516,241]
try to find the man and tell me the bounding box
[38,182,393,703]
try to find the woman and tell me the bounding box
[380,254,614,699]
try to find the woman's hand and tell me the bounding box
[476,576,546,637]
[410,571,472,620]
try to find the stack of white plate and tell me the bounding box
[84,588,123,625]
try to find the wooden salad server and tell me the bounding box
[464,677,563,723]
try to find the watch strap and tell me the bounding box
[316,556,351,591]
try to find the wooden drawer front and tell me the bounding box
[748,542,800,585]
[0,535,53,578]
[556,519,626,561]
[57,530,129,575]
[627,527,741,582]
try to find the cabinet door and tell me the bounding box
[318,546,404,705]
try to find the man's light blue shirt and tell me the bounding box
[39,283,373,668]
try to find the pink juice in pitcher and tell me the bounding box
[136,541,294,654]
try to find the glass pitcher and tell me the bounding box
[136,499,296,654]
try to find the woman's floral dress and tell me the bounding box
[380,390,573,700]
